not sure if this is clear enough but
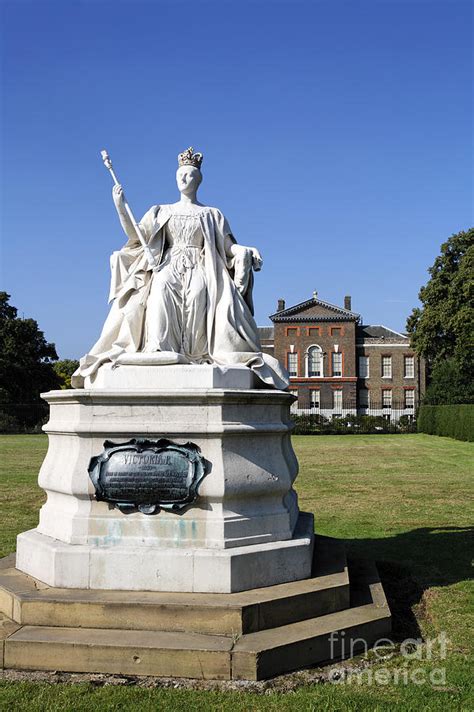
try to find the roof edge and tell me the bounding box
[269,296,360,320]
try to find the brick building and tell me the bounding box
[259,293,425,419]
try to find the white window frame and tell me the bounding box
[404,389,415,409]
[332,389,342,412]
[306,345,323,378]
[310,390,320,409]
[332,352,342,377]
[382,355,392,379]
[359,355,370,378]
[359,388,370,408]
[382,389,392,408]
[404,355,415,379]
[287,352,298,377]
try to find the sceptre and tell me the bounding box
[100,150,157,269]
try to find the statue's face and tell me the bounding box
[176,165,202,195]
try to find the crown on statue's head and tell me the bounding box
[178,146,203,169]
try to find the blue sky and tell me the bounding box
[1,0,472,359]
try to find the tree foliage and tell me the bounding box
[406,228,474,403]
[0,292,61,428]
[423,358,474,405]
[53,359,80,389]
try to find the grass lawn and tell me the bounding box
[0,433,473,710]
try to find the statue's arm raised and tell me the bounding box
[113,184,139,244]
[112,191,159,270]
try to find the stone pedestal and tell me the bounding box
[1,538,392,680]
[16,365,314,593]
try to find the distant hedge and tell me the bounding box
[417,405,474,442]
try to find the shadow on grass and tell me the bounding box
[343,526,473,641]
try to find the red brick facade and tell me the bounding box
[259,294,425,413]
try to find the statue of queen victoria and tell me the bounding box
[72,148,288,390]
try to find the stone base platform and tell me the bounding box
[16,513,314,593]
[0,537,391,680]
[84,361,258,390]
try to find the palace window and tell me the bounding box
[333,389,342,412]
[308,327,320,337]
[287,352,298,377]
[382,389,392,408]
[310,390,320,409]
[404,355,415,378]
[307,346,322,377]
[332,352,342,377]
[359,388,370,408]
[331,327,342,337]
[359,355,369,378]
[405,390,415,409]
[286,327,298,336]
[382,355,392,378]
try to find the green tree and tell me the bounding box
[53,359,80,389]
[0,292,61,429]
[423,358,474,405]
[406,228,474,403]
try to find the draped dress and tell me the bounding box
[144,213,209,362]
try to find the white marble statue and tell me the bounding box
[72,148,288,389]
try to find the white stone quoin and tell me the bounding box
[16,366,314,593]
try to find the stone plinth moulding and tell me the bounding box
[16,366,314,593]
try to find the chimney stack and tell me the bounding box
[344,295,352,311]
[277,298,285,312]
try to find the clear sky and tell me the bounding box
[1,0,472,359]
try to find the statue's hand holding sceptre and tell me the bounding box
[101,150,157,269]
[112,183,125,210]
[111,184,136,244]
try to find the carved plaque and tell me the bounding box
[88,439,206,514]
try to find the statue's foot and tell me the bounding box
[116,351,190,366]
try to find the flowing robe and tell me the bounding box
[72,205,289,390]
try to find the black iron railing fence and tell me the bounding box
[291,402,417,434]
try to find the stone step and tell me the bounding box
[0,612,22,668]
[0,536,349,636]
[232,563,391,679]
[1,559,390,681]
[4,625,233,680]
[233,605,391,680]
